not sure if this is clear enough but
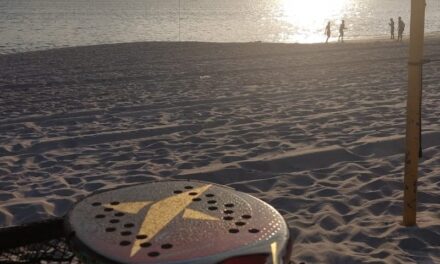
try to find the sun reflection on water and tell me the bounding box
[277,0,352,43]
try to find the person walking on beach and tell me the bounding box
[397,17,405,41]
[338,20,347,42]
[325,22,331,43]
[389,18,395,39]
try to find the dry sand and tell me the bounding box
[1,38,440,263]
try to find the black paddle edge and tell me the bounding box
[0,217,65,249]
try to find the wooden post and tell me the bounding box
[403,0,426,226]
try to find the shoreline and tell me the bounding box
[2,32,440,57]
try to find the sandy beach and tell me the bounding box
[1,38,440,263]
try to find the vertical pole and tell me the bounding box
[178,0,181,41]
[403,0,426,226]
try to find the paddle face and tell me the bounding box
[65,181,291,264]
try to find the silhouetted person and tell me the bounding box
[389,18,395,39]
[325,22,331,43]
[338,20,347,42]
[398,17,405,41]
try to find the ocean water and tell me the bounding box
[0,0,439,54]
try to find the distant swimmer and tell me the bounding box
[389,18,395,39]
[397,17,405,41]
[325,22,331,43]
[338,20,347,42]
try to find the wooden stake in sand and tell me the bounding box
[403,0,426,226]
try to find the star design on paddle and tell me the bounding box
[102,184,219,257]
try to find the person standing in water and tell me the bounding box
[325,22,331,43]
[397,16,405,41]
[338,20,347,42]
[389,18,395,39]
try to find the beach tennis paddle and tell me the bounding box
[1,180,293,264]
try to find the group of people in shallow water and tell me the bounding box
[324,20,346,43]
[389,17,406,41]
[324,17,405,43]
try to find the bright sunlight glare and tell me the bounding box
[279,0,352,43]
